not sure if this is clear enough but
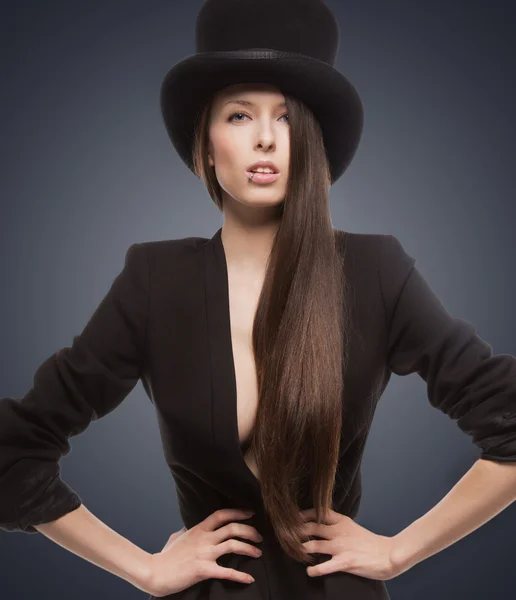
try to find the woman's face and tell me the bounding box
[208,82,290,210]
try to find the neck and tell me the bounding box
[220,219,280,273]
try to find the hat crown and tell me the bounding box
[196,0,340,66]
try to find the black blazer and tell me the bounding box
[1,227,515,599]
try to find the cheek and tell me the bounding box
[212,132,243,165]
[212,143,247,190]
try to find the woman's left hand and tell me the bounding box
[300,508,402,581]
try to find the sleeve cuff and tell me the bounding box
[18,474,82,533]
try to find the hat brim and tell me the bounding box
[159,50,364,184]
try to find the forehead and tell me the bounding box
[212,82,286,107]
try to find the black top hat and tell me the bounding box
[159,0,364,185]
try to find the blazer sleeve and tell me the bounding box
[379,234,516,462]
[0,242,149,533]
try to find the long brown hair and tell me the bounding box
[192,91,352,565]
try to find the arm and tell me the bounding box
[378,235,516,572]
[390,458,516,573]
[0,242,149,533]
[379,235,516,462]
[34,504,153,594]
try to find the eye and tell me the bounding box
[227,112,289,123]
[227,111,249,122]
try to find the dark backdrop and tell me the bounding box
[1,1,515,598]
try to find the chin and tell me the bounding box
[241,193,284,206]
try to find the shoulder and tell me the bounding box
[338,230,417,306]
[139,235,208,253]
[340,229,383,251]
[339,230,414,267]
[135,235,209,266]
[338,229,402,265]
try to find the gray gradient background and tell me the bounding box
[1,1,515,598]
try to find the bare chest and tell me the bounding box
[226,269,264,480]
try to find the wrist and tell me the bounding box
[126,550,155,594]
[389,530,420,575]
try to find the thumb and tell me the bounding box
[162,526,187,551]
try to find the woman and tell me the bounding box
[1,1,516,599]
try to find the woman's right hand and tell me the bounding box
[146,508,264,597]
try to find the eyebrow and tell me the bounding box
[223,99,287,108]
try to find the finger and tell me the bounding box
[203,508,254,531]
[307,556,341,577]
[212,522,263,545]
[302,538,333,554]
[300,507,339,525]
[211,538,262,561]
[302,521,333,538]
[206,565,255,584]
